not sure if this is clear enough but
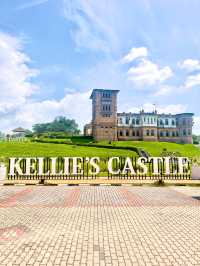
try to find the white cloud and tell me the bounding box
[0,31,39,115]
[0,90,92,133]
[63,0,118,52]
[157,104,187,114]
[154,85,174,96]
[17,0,49,10]
[184,73,200,89]
[127,59,173,86]
[193,116,200,135]
[121,47,148,63]
[179,59,200,72]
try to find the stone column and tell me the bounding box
[192,165,200,180]
[0,162,7,184]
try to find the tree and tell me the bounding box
[193,135,200,144]
[33,116,80,135]
[25,130,33,137]
[0,131,5,139]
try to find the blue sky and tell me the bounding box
[0,0,200,133]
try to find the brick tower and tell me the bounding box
[176,113,193,144]
[90,89,119,141]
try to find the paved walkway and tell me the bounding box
[0,186,199,266]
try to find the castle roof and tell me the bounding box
[90,89,119,99]
[117,112,194,117]
[12,127,27,133]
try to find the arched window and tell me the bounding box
[146,130,150,136]
[137,130,140,136]
[165,119,169,125]
[151,130,154,136]
[160,131,163,137]
[172,120,175,126]
[136,119,140,125]
[126,117,129,125]
[132,118,135,125]
[183,129,186,136]
[132,131,135,136]
[126,130,129,136]
[120,131,123,136]
[166,131,169,137]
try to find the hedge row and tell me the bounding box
[31,138,144,156]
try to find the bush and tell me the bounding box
[71,136,93,143]
[192,157,200,167]
[160,148,181,157]
[31,138,141,155]
[154,180,165,186]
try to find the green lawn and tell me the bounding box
[0,140,199,159]
[98,140,200,158]
[0,142,137,158]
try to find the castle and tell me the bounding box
[84,89,194,144]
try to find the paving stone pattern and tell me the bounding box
[0,186,199,266]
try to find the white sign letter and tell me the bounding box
[89,157,100,175]
[108,157,120,175]
[122,157,136,175]
[137,157,148,175]
[9,158,23,175]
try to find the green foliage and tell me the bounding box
[36,132,71,139]
[33,116,80,135]
[0,131,5,139]
[192,157,200,166]
[160,148,181,157]
[31,137,141,155]
[154,180,166,186]
[25,129,34,138]
[193,135,200,144]
[71,136,94,144]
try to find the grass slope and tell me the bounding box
[0,142,137,158]
[0,139,199,159]
[107,141,200,157]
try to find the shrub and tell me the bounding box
[31,138,141,155]
[154,179,165,186]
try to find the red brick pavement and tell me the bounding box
[0,186,199,265]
